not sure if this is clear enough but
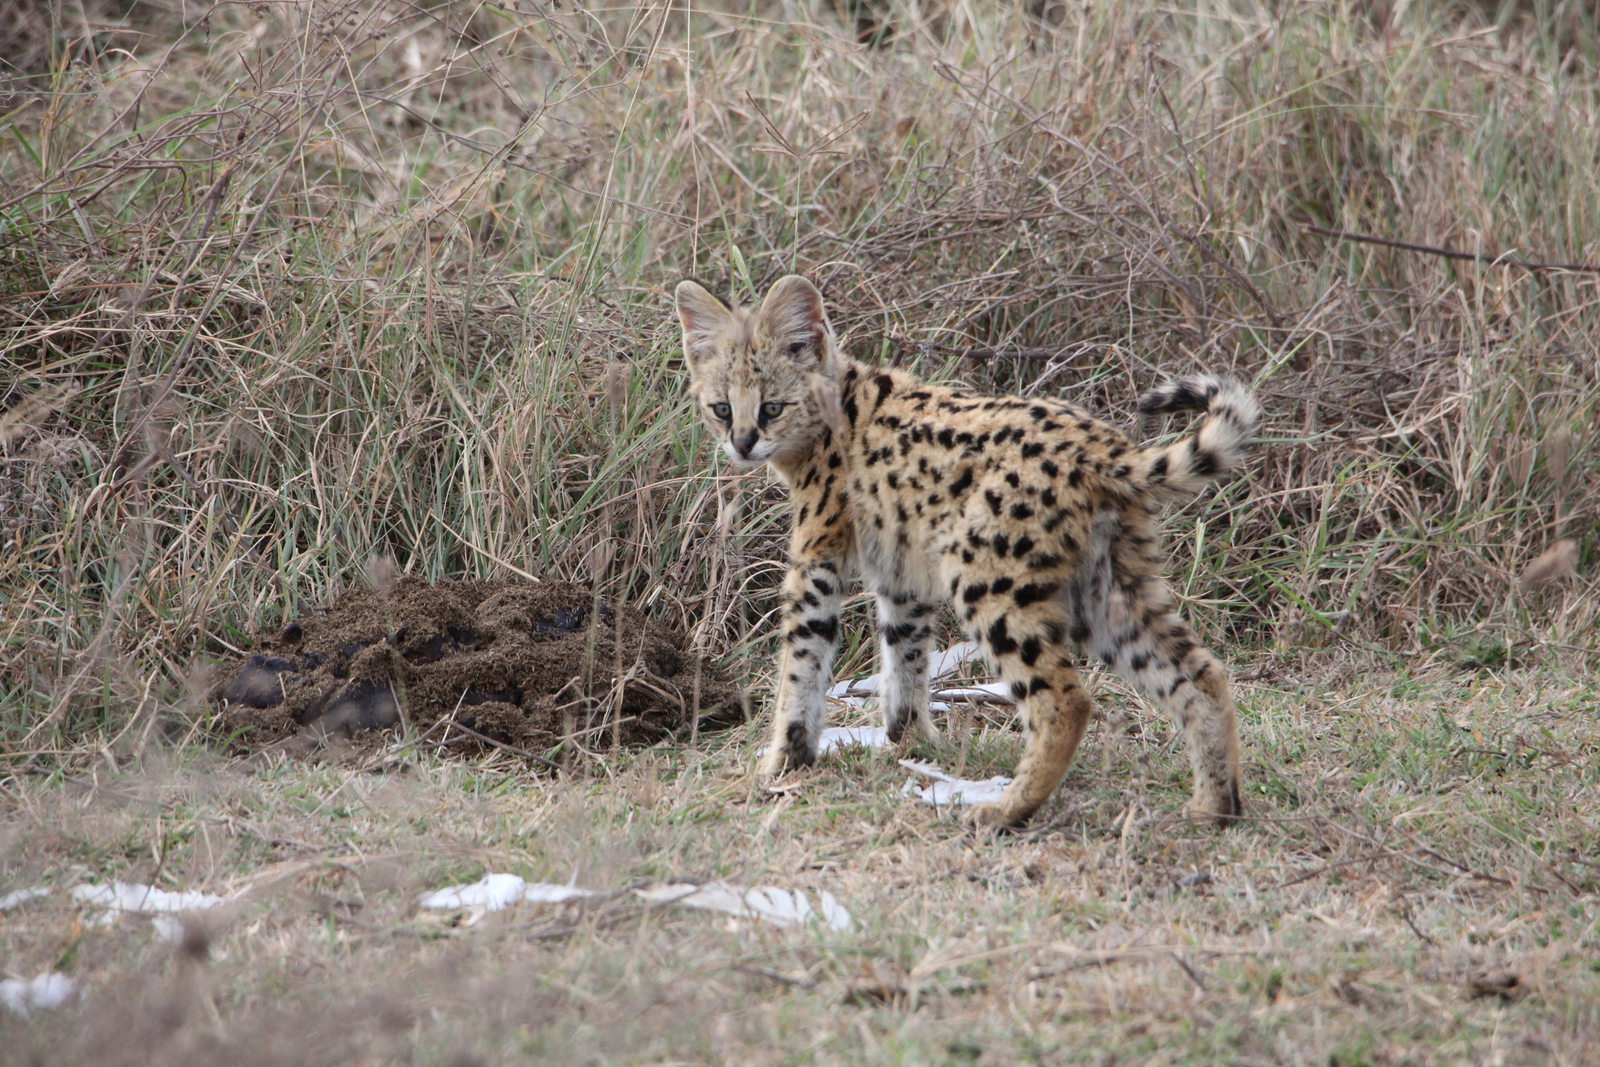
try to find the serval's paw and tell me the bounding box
[961,801,1025,831]
[1188,775,1244,827]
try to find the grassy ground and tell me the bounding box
[3,0,1599,1062]
[3,667,1598,1064]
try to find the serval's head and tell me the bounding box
[674,274,844,469]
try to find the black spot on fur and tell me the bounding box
[793,617,838,642]
[1013,582,1058,608]
[883,622,918,644]
[987,616,1018,655]
[784,721,814,764]
[874,374,894,408]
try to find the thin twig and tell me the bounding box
[1399,900,1437,946]
[441,720,563,772]
[1271,850,1403,890]
[953,346,1081,361]
[1306,224,1600,273]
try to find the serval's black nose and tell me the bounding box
[732,432,758,458]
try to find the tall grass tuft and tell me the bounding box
[2,0,1597,755]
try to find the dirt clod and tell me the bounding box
[214,578,744,762]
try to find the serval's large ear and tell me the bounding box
[674,280,733,368]
[755,275,826,361]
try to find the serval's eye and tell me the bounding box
[710,402,732,421]
[761,401,786,419]
[787,341,807,356]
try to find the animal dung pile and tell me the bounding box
[213,578,744,762]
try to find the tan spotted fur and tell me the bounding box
[674,275,1260,827]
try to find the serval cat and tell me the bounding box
[674,275,1260,827]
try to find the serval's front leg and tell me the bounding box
[758,554,846,775]
[875,591,940,744]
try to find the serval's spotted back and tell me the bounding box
[674,275,1261,827]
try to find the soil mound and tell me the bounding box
[213,578,744,762]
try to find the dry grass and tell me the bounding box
[2,671,1598,1064]
[2,0,1600,1061]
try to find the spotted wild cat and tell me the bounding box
[674,275,1260,827]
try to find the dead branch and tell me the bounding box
[1306,224,1600,273]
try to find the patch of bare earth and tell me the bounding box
[212,577,744,763]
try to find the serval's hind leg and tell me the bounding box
[1068,520,1242,824]
[1115,609,1242,823]
[958,594,1093,828]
